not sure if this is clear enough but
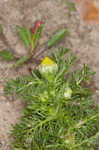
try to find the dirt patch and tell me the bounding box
[0,0,99,149]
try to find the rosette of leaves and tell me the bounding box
[4,47,99,150]
[0,23,67,68]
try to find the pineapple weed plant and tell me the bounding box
[4,47,99,150]
[0,9,99,150]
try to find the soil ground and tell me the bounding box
[0,0,99,149]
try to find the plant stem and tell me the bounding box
[31,117,56,133]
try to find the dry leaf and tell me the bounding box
[75,0,99,26]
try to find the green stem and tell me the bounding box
[27,117,56,136]
[31,35,35,56]
[33,117,55,132]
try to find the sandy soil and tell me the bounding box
[0,0,99,149]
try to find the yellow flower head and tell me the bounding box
[39,57,58,73]
[40,57,55,67]
[39,57,58,82]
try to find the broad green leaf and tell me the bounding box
[23,25,32,45]
[14,56,30,68]
[0,50,14,61]
[0,24,3,33]
[16,25,30,48]
[34,26,43,45]
[31,25,43,55]
[48,29,67,47]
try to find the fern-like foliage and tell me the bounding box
[4,48,99,150]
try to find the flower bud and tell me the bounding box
[30,20,43,34]
[64,87,72,98]
[39,57,58,82]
